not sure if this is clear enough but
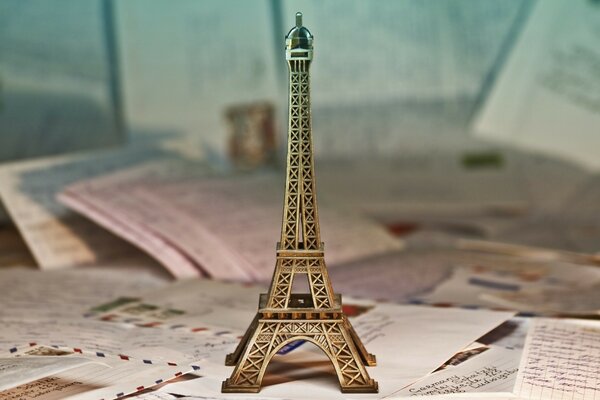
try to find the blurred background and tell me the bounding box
[0,0,532,161]
[1,0,600,276]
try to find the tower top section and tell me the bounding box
[285,12,313,61]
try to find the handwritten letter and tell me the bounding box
[514,318,600,400]
[398,346,519,397]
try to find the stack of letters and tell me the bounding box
[1,0,600,398]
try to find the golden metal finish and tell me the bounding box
[222,12,378,394]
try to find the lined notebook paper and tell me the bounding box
[514,318,600,400]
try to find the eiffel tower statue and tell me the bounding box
[222,12,378,394]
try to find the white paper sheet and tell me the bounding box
[315,155,528,217]
[0,355,96,392]
[0,146,177,269]
[87,279,262,332]
[513,318,600,400]
[60,162,403,281]
[0,267,167,321]
[0,350,195,400]
[396,346,520,397]
[326,250,453,303]
[0,274,243,370]
[474,0,600,171]
[0,317,241,366]
[482,284,600,316]
[130,394,181,400]
[144,392,279,400]
[0,268,236,366]
[314,245,600,308]
[415,261,600,312]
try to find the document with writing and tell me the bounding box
[397,345,520,397]
[0,355,95,391]
[326,249,453,303]
[0,267,166,321]
[482,284,600,316]
[87,279,262,332]
[514,318,600,400]
[415,260,600,312]
[0,145,173,269]
[474,0,600,171]
[0,348,195,400]
[60,162,403,281]
[0,317,241,368]
[312,155,529,222]
[0,268,235,366]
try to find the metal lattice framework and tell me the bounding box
[222,13,378,394]
[267,256,334,309]
[223,318,376,393]
[281,59,320,251]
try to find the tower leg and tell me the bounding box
[344,316,377,367]
[222,318,378,393]
[265,259,294,308]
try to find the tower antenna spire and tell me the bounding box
[295,11,302,27]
